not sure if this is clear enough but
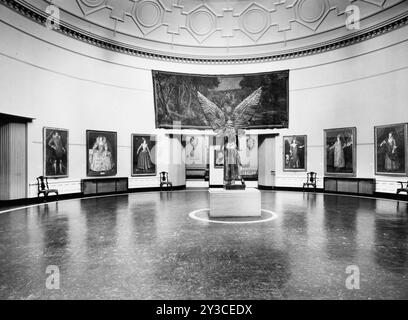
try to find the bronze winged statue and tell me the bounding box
[197,87,262,188]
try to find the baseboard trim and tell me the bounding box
[128,185,186,192]
[257,185,323,192]
[0,185,187,208]
[257,185,408,202]
[374,192,408,202]
[0,192,82,208]
[1,185,405,208]
[209,184,224,188]
[257,185,274,190]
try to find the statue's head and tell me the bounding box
[226,119,233,127]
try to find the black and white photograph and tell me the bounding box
[132,134,156,176]
[1,0,408,308]
[86,130,117,177]
[375,123,407,175]
[283,135,307,172]
[324,127,356,176]
[43,127,68,177]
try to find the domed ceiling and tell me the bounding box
[3,0,408,62]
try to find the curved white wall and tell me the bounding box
[0,6,407,197]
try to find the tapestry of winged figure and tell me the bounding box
[196,86,263,187]
[152,70,289,130]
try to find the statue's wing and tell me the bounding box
[233,87,262,128]
[197,91,225,131]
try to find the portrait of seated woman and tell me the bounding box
[86,130,117,176]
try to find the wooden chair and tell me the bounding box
[204,164,209,182]
[303,172,317,191]
[159,172,173,191]
[36,176,58,202]
[396,180,408,195]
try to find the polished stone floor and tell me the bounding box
[0,190,407,300]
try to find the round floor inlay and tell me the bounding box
[188,208,278,224]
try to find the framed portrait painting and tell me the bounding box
[184,135,206,169]
[238,134,258,179]
[43,127,69,178]
[283,135,307,172]
[214,149,224,168]
[374,123,407,176]
[132,134,157,176]
[86,130,117,177]
[324,127,356,176]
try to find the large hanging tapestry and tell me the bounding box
[86,130,117,177]
[324,127,356,176]
[283,135,307,172]
[152,70,289,129]
[374,123,407,176]
[43,127,68,178]
[132,134,156,176]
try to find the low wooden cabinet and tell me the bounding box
[81,177,128,195]
[324,177,375,195]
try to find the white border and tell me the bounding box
[188,208,278,224]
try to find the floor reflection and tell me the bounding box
[323,195,358,261]
[81,198,118,252]
[374,213,408,273]
[0,191,407,299]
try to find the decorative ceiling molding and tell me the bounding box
[186,4,219,43]
[295,0,330,30]
[1,0,408,64]
[132,1,164,32]
[64,0,408,46]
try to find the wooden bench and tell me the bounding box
[81,177,128,195]
[186,168,206,179]
[324,177,375,195]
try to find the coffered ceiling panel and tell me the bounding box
[4,0,408,62]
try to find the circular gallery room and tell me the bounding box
[0,0,407,302]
